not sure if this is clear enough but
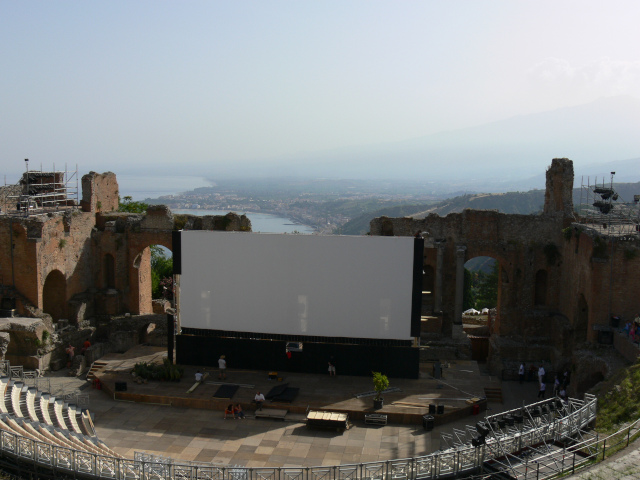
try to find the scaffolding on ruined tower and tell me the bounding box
[577,172,640,237]
[0,159,79,217]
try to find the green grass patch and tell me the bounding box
[593,360,640,433]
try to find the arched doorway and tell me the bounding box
[43,270,67,321]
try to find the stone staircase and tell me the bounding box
[86,361,108,381]
[484,386,503,403]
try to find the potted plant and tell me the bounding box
[372,371,389,410]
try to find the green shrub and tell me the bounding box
[133,359,184,381]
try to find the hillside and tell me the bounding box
[337,181,640,235]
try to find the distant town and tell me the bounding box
[145,178,446,234]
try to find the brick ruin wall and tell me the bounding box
[371,158,640,382]
[0,171,252,370]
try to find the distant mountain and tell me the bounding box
[262,95,640,191]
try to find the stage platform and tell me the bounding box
[95,345,493,426]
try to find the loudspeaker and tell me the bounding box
[471,436,485,447]
[476,422,490,436]
[115,381,127,392]
[436,404,444,415]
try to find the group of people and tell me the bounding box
[222,393,265,419]
[518,363,570,400]
[65,339,92,367]
[224,403,245,419]
[622,315,640,343]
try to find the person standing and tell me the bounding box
[538,365,545,384]
[538,381,546,399]
[518,363,525,384]
[218,355,227,380]
[328,356,336,376]
[66,344,75,367]
[553,375,560,396]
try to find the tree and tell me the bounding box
[119,196,149,213]
[462,268,475,311]
[150,246,173,299]
[475,261,498,310]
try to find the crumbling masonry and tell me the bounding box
[371,158,640,390]
[0,172,250,369]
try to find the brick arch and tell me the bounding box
[128,232,173,315]
[43,269,66,321]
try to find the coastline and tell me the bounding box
[172,208,315,234]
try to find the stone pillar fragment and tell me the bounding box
[454,245,467,325]
[434,241,444,313]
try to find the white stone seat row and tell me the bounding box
[0,412,121,459]
[0,373,122,461]
[0,375,96,437]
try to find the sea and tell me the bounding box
[117,174,314,234]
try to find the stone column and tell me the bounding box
[434,241,444,313]
[454,245,467,325]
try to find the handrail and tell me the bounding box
[0,394,601,480]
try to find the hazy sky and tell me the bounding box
[2,1,639,180]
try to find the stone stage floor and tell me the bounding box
[52,346,539,467]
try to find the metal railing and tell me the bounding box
[0,394,600,480]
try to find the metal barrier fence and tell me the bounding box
[0,395,599,480]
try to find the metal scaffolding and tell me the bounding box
[0,159,79,216]
[577,172,640,237]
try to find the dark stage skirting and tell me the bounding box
[213,384,239,399]
[176,335,419,379]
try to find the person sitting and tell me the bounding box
[254,391,265,411]
[234,403,245,419]
[195,370,203,382]
[224,404,235,420]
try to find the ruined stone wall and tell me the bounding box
[371,210,565,338]
[371,158,574,374]
[560,226,640,343]
[81,171,119,213]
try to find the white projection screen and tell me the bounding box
[177,231,419,341]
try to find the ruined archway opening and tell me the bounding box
[43,270,67,322]
[462,256,498,362]
[133,245,173,315]
[463,257,498,315]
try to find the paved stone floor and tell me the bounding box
[42,365,640,478]
[42,365,538,468]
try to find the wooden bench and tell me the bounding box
[364,413,387,426]
[306,410,349,431]
[254,408,288,421]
